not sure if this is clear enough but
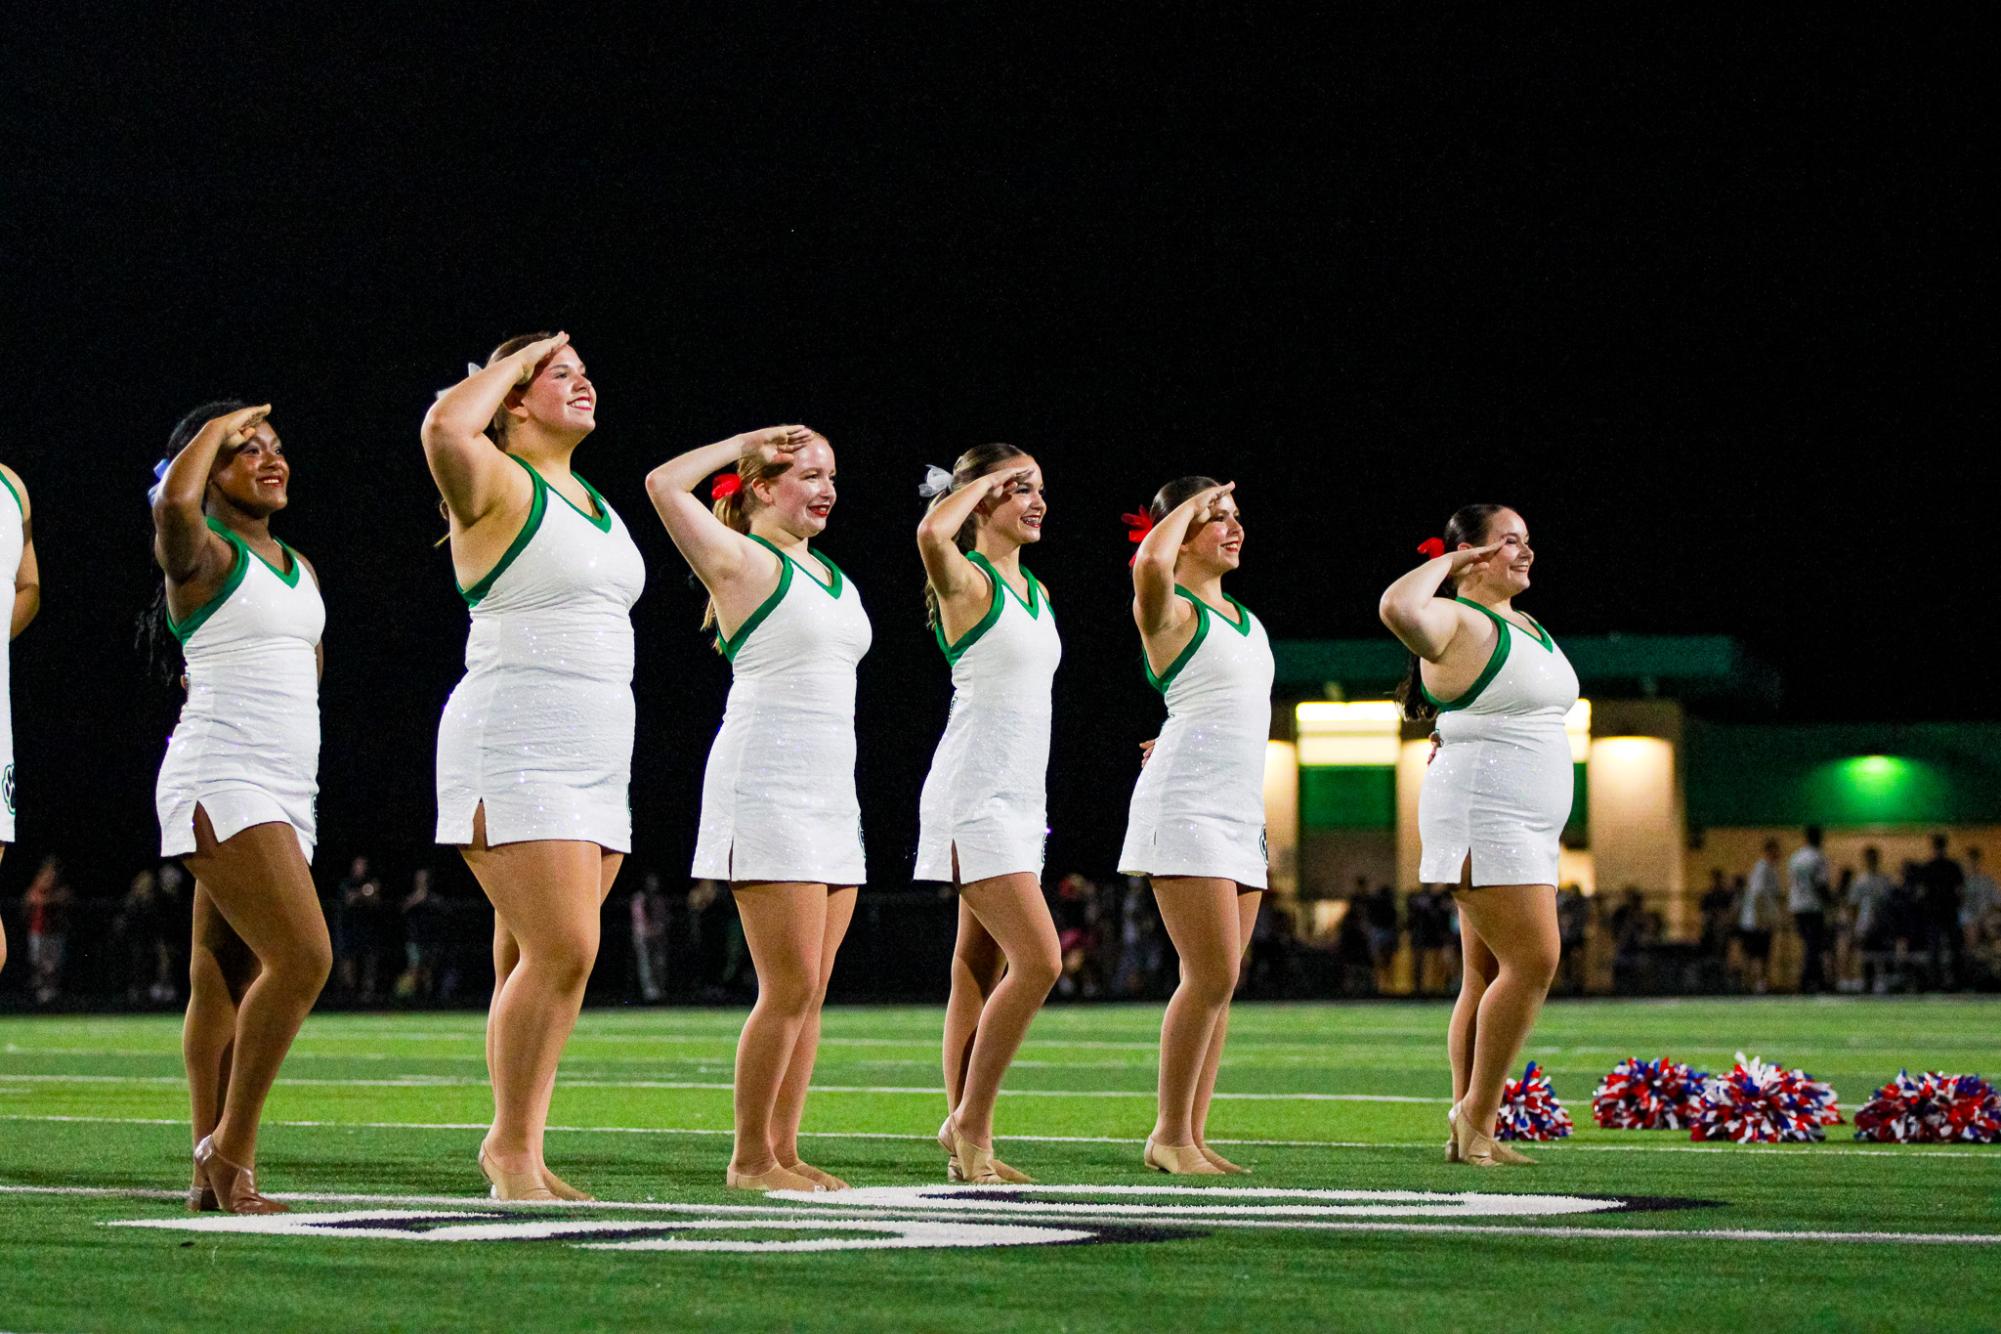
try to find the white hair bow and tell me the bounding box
[918,464,954,499]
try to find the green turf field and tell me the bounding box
[3,997,1998,1332]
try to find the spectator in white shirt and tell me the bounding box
[1846,845,1894,993]
[1787,826,1832,992]
[1736,840,1782,993]
[1963,846,1998,950]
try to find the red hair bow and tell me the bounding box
[1122,510,1155,544]
[1415,537,1446,559]
[710,473,743,500]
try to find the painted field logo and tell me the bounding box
[108,1185,1713,1254]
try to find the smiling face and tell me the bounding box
[977,453,1047,547]
[1461,506,1533,598]
[207,419,289,516]
[1178,491,1244,576]
[754,438,838,538]
[505,345,596,443]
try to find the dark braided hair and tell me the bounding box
[136,400,249,684]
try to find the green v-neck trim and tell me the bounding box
[750,533,843,596]
[541,465,612,531]
[211,516,299,586]
[1176,584,1250,636]
[1455,595,1552,651]
[970,551,1041,618]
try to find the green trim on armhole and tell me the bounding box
[723,535,796,661]
[459,455,548,607]
[0,468,21,515]
[937,553,1006,663]
[1422,598,1514,712]
[167,519,250,644]
[1145,588,1211,694]
[556,471,614,532]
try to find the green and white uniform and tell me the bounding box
[915,554,1061,883]
[693,538,872,884]
[0,469,22,842]
[436,455,646,852]
[1119,586,1273,888]
[1417,598,1578,887]
[155,519,323,861]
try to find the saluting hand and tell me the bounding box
[510,332,571,385]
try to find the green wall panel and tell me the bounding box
[1300,766,1396,830]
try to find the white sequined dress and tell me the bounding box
[157,519,324,860]
[1118,586,1273,889]
[692,536,872,884]
[435,455,646,851]
[914,553,1061,884]
[1418,597,1579,887]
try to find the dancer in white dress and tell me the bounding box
[424,332,644,1202]
[1380,503,1574,1169]
[0,459,41,975]
[1119,476,1272,1176]
[914,445,1063,1186]
[649,425,869,1193]
[150,402,330,1214]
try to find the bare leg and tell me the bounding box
[1149,877,1244,1146]
[1450,927,1499,1105]
[1451,885,1560,1138]
[1191,889,1261,1149]
[183,808,331,1169]
[952,873,1061,1149]
[183,885,257,1151]
[728,882,831,1176]
[459,807,604,1180]
[529,851,621,1186]
[943,897,1006,1114]
[772,887,858,1174]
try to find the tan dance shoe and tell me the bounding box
[1196,1144,1250,1175]
[781,1160,850,1191]
[540,1166,593,1201]
[479,1145,558,1201]
[194,1136,288,1215]
[187,1159,219,1213]
[724,1162,823,1192]
[1143,1137,1226,1175]
[1451,1108,1536,1168]
[1445,1102,1462,1164]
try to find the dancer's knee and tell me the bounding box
[268,932,333,995]
[756,967,819,1020]
[1178,955,1238,1007]
[1010,939,1063,995]
[1504,939,1560,991]
[527,923,599,993]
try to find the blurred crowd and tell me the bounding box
[4,827,1996,1008]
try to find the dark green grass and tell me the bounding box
[3,998,1998,1332]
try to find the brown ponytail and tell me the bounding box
[921,443,1030,629]
[700,442,802,642]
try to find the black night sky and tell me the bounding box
[3,11,1989,900]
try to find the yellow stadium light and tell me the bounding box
[1565,698,1592,763]
[1294,700,1402,766]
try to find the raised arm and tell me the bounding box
[1,464,37,639]
[645,426,813,593]
[1377,541,1504,661]
[152,404,269,584]
[1131,481,1233,635]
[916,466,1031,604]
[421,332,569,527]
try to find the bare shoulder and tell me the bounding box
[0,461,26,511]
[292,547,322,588]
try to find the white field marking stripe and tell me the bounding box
[10,1185,1999,1247]
[0,1073,1444,1102]
[5,1113,2001,1160]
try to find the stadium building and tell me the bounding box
[1259,633,2001,934]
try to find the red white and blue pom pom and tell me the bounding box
[1854,1071,2001,1145]
[1591,1057,1711,1130]
[1689,1052,1842,1144]
[1494,1061,1573,1141]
